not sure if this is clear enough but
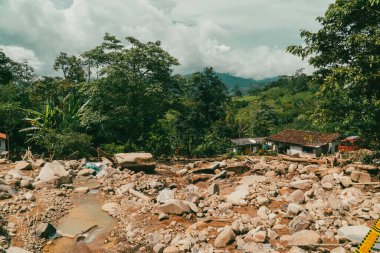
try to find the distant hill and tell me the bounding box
[215,73,278,90]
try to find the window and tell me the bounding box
[303,147,313,153]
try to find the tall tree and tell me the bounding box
[54,52,85,83]
[287,0,380,147]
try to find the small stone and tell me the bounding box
[101,202,120,216]
[289,180,313,190]
[287,203,302,216]
[158,213,169,221]
[157,189,175,204]
[153,243,165,253]
[214,226,236,248]
[207,183,220,195]
[77,168,95,176]
[36,223,56,239]
[288,230,321,245]
[74,187,89,194]
[287,190,304,204]
[24,192,36,201]
[157,200,192,215]
[330,246,345,253]
[340,176,352,188]
[163,246,180,253]
[256,196,270,206]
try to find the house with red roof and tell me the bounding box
[267,129,341,157]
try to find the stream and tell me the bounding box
[42,178,117,253]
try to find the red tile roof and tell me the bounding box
[0,133,6,140]
[267,129,340,147]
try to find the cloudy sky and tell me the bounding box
[0,0,333,79]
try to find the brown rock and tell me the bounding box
[214,226,236,248]
[288,230,321,245]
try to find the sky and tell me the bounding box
[0,0,333,79]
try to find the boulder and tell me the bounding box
[289,212,312,233]
[15,161,32,171]
[35,162,71,188]
[214,226,236,248]
[36,223,56,239]
[339,176,352,188]
[286,203,302,216]
[163,246,180,253]
[207,183,220,195]
[287,189,305,204]
[114,153,156,172]
[289,180,313,190]
[339,187,363,205]
[6,247,32,253]
[288,230,321,245]
[157,200,192,215]
[101,202,120,216]
[157,189,175,204]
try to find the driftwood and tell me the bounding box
[346,163,379,171]
[128,188,151,202]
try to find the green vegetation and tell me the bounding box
[0,0,379,158]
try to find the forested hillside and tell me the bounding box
[0,0,379,159]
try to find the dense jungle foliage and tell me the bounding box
[0,0,379,158]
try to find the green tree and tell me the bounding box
[54,52,85,83]
[287,0,380,147]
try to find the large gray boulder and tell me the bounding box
[114,153,156,172]
[157,200,192,215]
[34,161,71,188]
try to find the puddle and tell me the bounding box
[43,180,117,253]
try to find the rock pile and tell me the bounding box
[0,154,379,252]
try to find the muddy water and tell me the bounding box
[43,179,117,253]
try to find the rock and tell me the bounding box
[157,200,192,215]
[153,243,165,253]
[74,187,89,194]
[24,192,35,201]
[287,189,304,204]
[158,213,168,221]
[350,171,371,183]
[101,202,120,216]
[330,247,345,253]
[207,183,219,195]
[6,247,32,253]
[19,179,32,189]
[288,163,298,173]
[289,212,312,233]
[256,196,270,206]
[114,153,156,172]
[36,223,56,239]
[163,246,180,253]
[257,206,269,220]
[339,187,363,205]
[289,246,306,253]
[337,225,378,247]
[115,183,135,195]
[339,176,352,188]
[227,185,249,206]
[15,161,32,171]
[248,227,267,243]
[77,168,95,176]
[289,180,313,190]
[157,189,175,204]
[35,162,71,188]
[214,226,236,248]
[33,159,45,168]
[0,185,16,196]
[286,203,302,216]
[288,230,321,245]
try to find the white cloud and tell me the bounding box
[0,45,42,70]
[0,0,332,79]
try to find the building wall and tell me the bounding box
[0,139,6,152]
[288,145,303,155]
